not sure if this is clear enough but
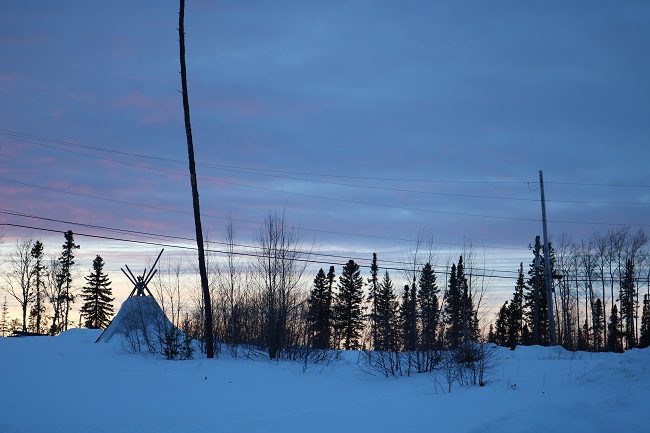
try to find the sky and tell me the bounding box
[1,1,650,308]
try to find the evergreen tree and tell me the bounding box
[79,255,114,329]
[55,230,80,332]
[579,318,591,352]
[506,263,525,349]
[592,298,604,351]
[374,270,399,351]
[306,268,331,349]
[619,259,636,348]
[444,261,462,349]
[494,302,510,347]
[400,284,417,351]
[333,260,365,350]
[523,238,554,346]
[28,240,47,334]
[608,304,621,352]
[639,294,650,349]
[417,262,439,351]
[0,297,9,337]
[367,253,379,350]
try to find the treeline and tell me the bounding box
[0,230,114,336]
[490,227,650,352]
[160,212,491,376]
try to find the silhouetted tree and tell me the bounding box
[307,268,332,349]
[56,230,79,332]
[374,270,399,351]
[28,240,47,334]
[417,262,439,351]
[619,259,636,348]
[506,263,525,349]
[333,259,365,350]
[639,295,650,349]
[608,304,621,352]
[80,255,114,329]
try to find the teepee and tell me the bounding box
[95,250,176,344]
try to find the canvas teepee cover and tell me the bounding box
[95,250,177,344]
[95,295,174,343]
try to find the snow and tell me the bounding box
[1,331,648,433]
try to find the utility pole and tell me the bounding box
[539,170,556,346]
[533,235,541,346]
[179,0,214,358]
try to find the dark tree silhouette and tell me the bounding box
[80,255,114,329]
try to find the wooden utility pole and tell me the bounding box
[179,0,214,358]
[539,170,556,346]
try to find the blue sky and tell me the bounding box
[1,1,649,302]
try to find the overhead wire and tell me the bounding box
[0,207,523,278]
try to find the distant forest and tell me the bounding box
[2,214,649,366]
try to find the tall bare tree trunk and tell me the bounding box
[178,0,214,358]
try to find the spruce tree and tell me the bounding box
[608,304,621,352]
[592,298,604,351]
[523,240,554,346]
[639,295,650,349]
[400,284,412,351]
[417,262,439,351]
[333,260,365,350]
[80,255,114,329]
[444,262,462,349]
[306,268,331,349]
[375,270,398,351]
[29,241,47,334]
[0,297,9,337]
[494,302,510,347]
[367,253,379,350]
[506,263,525,349]
[55,230,80,332]
[619,259,636,348]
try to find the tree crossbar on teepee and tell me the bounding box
[95,249,165,344]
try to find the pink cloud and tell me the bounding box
[123,218,168,232]
[113,92,178,124]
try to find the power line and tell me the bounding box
[0,207,523,278]
[0,221,521,280]
[0,177,530,251]
[4,128,650,205]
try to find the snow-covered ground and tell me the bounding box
[1,330,648,433]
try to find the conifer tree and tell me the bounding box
[619,259,636,348]
[417,262,439,351]
[524,240,554,346]
[400,284,415,351]
[333,260,365,350]
[29,240,47,334]
[375,270,398,351]
[307,268,331,349]
[55,230,80,332]
[80,255,114,329]
[444,262,462,349]
[506,263,525,349]
[367,253,379,350]
[0,297,9,337]
[494,302,510,346]
[592,298,604,351]
[608,304,621,352]
[639,294,650,349]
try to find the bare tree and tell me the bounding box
[2,237,35,332]
[254,210,309,359]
